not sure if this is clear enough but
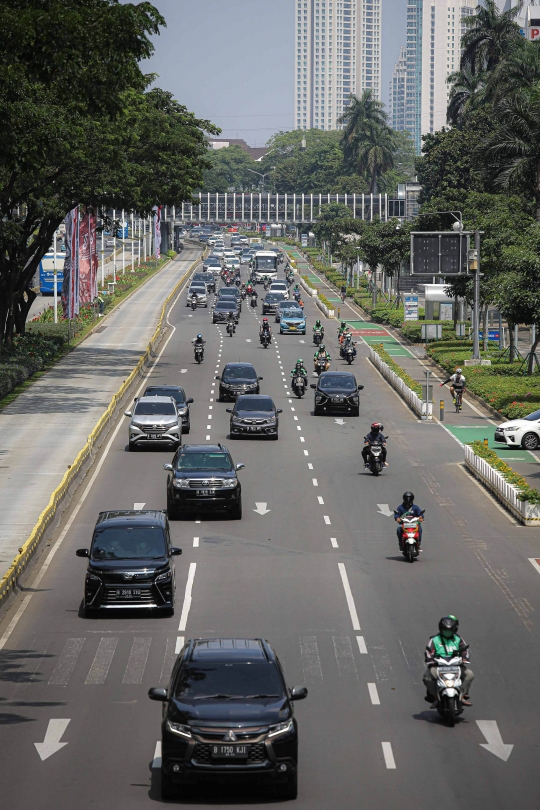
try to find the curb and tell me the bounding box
[0,253,201,609]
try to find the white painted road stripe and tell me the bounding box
[338,563,361,631]
[331,537,339,548]
[122,637,152,684]
[299,636,324,683]
[85,637,118,685]
[529,558,540,576]
[49,638,86,686]
[152,741,162,769]
[178,563,197,631]
[317,496,324,504]
[382,742,396,769]
[193,537,199,547]
[175,636,185,654]
[134,502,146,510]
[357,636,368,654]
[312,478,318,486]
[368,683,380,705]
[324,515,331,524]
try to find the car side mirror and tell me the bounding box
[226,408,232,413]
[170,547,182,556]
[258,377,263,381]
[290,685,308,701]
[358,385,364,390]
[76,548,89,557]
[148,687,168,702]
[124,411,132,417]
[163,463,173,472]
[215,376,221,380]
[236,463,245,471]
[310,384,316,389]
[187,398,194,404]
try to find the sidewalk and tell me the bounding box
[0,248,200,570]
[286,247,540,492]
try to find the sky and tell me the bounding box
[142,0,406,147]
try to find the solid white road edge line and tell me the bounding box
[178,562,197,632]
[356,636,368,654]
[338,562,361,631]
[0,261,197,651]
[381,742,396,769]
[368,683,381,705]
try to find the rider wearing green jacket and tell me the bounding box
[423,615,474,706]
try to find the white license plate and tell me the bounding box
[197,489,214,496]
[211,744,250,758]
[249,426,259,431]
[149,433,163,439]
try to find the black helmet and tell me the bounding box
[341,321,346,328]
[197,334,202,340]
[371,422,383,432]
[320,344,325,351]
[439,615,459,639]
[402,491,414,508]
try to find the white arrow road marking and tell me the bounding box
[381,742,396,769]
[299,340,305,344]
[476,721,514,761]
[335,418,346,425]
[377,504,394,517]
[253,502,271,515]
[180,369,187,374]
[134,503,146,510]
[35,719,70,761]
[152,741,162,769]
[178,563,196,632]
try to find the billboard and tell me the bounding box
[410,232,470,275]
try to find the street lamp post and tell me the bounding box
[246,167,276,192]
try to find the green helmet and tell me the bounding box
[296,359,303,366]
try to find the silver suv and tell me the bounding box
[125,396,182,451]
[186,283,208,307]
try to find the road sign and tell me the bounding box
[404,294,419,321]
[411,232,470,275]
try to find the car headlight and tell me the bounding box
[265,417,277,423]
[221,479,238,489]
[155,570,172,583]
[315,395,323,403]
[87,573,101,582]
[351,395,359,403]
[268,720,293,738]
[504,427,519,432]
[131,422,145,430]
[231,417,243,424]
[177,407,188,415]
[167,721,192,738]
[173,479,190,489]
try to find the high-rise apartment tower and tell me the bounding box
[295,0,382,131]
[388,46,407,131]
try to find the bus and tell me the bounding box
[253,251,278,283]
[39,253,65,294]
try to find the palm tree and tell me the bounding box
[460,0,522,74]
[482,86,540,222]
[447,65,486,126]
[485,39,540,104]
[338,90,396,193]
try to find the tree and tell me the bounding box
[312,204,360,253]
[460,0,522,74]
[338,90,396,193]
[447,65,486,126]
[201,145,259,192]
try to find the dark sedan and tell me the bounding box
[148,637,307,799]
[310,371,363,416]
[227,394,282,439]
[216,363,262,401]
[262,292,286,316]
[212,300,239,323]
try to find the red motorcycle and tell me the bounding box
[399,511,425,563]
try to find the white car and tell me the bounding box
[212,249,225,259]
[495,409,540,450]
[186,284,208,307]
[269,281,289,299]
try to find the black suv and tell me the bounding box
[227,394,281,439]
[143,385,193,433]
[310,371,364,416]
[149,638,307,799]
[262,292,286,316]
[216,363,262,401]
[164,444,244,519]
[76,510,181,616]
[212,300,239,324]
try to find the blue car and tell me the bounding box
[280,308,306,335]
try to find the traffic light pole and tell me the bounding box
[472,230,481,361]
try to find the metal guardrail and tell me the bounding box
[0,254,201,608]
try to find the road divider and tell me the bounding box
[0,253,201,610]
[368,345,432,420]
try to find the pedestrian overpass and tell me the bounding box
[161,192,409,224]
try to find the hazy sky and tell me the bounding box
[142,0,406,146]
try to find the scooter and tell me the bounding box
[226,321,235,337]
[250,294,258,308]
[367,444,384,476]
[292,374,306,398]
[315,357,327,376]
[190,296,198,311]
[343,344,355,365]
[194,344,204,363]
[293,290,301,302]
[240,289,246,300]
[261,332,271,349]
[399,511,425,563]
[263,278,270,291]
[313,329,323,347]
[431,655,465,727]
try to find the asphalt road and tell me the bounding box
[1,246,540,809]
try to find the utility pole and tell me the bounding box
[472,230,481,361]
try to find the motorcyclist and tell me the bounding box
[192,333,205,347]
[423,615,474,707]
[314,344,331,372]
[190,289,199,306]
[226,312,236,332]
[290,359,308,387]
[440,368,466,408]
[246,282,254,295]
[362,422,387,468]
[340,332,357,359]
[340,284,347,301]
[293,285,301,300]
[338,321,350,343]
[259,318,272,342]
[313,318,324,337]
[394,492,424,551]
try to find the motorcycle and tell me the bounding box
[260,331,271,348]
[226,321,235,337]
[366,444,384,476]
[292,374,306,398]
[263,278,270,291]
[250,294,258,308]
[194,344,204,363]
[190,296,198,311]
[313,329,323,347]
[293,290,301,302]
[240,289,246,300]
[399,511,425,563]
[315,357,327,376]
[431,655,465,727]
[235,277,241,287]
[343,344,355,365]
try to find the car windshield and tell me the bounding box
[175,452,233,471]
[215,302,235,310]
[319,375,356,390]
[525,409,540,421]
[256,258,277,270]
[144,388,185,404]
[283,310,302,318]
[91,526,166,560]
[174,663,283,700]
[219,290,237,297]
[236,397,273,411]
[265,294,282,302]
[224,366,257,380]
[134,401,176,415]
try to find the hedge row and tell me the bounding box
[0,334,63,400]
[370,342,423,397]
[468,440,540,505]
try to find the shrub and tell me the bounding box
[370,343,423,396]
[0,333,63,400]
[301,275,318,290]
[468,440,540,504]
[318,293,334,310]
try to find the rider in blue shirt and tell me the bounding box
[394,491,424,551]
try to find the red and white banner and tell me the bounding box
[79,210,98,305]
[62,207,80,319]
[153,205,161,259]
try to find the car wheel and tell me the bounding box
[273,431,279,441]
[352,408,360,417]
[161,769,177,800]
[128,443,137,452]
[230,500,242,520]
[84,605,98,618]
[522,432,539,450]
[167,496,180,520]
[276,772,298,800]
[183,421,190,434]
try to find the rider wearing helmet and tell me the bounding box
[314,343,331,371]
[313,318,324,336]
[192,333,205,347]
[340,331,357,359]
[440,367,466,408]
[291,358,308,386]
[259,317,272,341]
[338,321,350,344]
[423,616,474,706]
[362,422,387,468]
[394,492,424,551]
